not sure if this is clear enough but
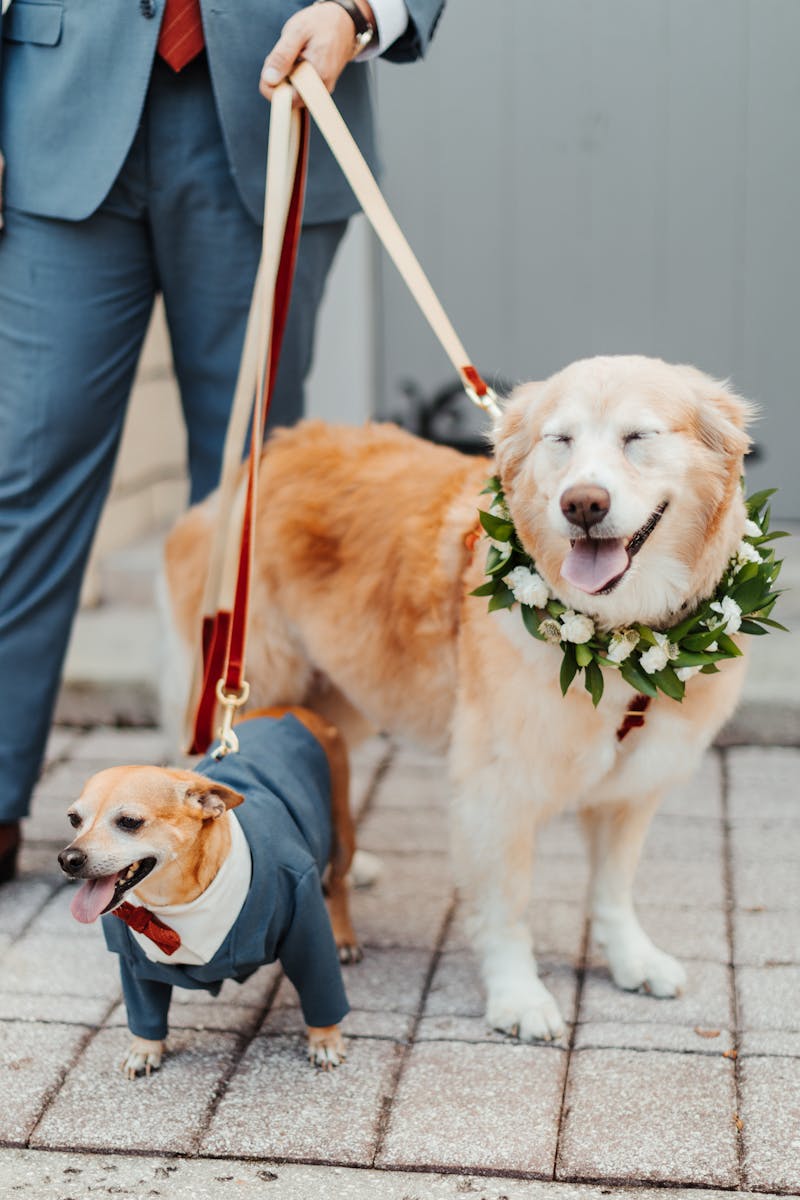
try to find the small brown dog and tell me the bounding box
[59,707,359,1076]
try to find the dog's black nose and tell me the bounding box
[560,485,611,530]
[58,847,87,875]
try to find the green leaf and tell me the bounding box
[520,605,546,639]
[652,664,685,701]
[619,658,658,698]
[635,624,658,647]
[485,545,513,577]
[716,632,743,657]
[560,644,578,696]
[575,643,594,668]
[669,613,706,642]
[470,580,496,597]
[738,620,768,636]
[584,659,605,706]
[755,616,789,632]
[479,510,513,540]
[730,575,767,612]
[740,587,783,617]
[745,487,777,517]
[488,584,515,612]
[546,600,567,617]
[752,530,791,544]
[683,628,723,652]
[672,650,722,668]
[731,562,760,586]
[479,475,501,495]
[753,597,777,620]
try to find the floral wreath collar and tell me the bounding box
[472,477,788,707]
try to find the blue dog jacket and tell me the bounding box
[102,715,350,1040]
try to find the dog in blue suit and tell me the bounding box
[58,707,360,1073]
[0,0,445,880]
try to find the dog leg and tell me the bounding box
[307,1024,346,1069]
[121,1037,164,1079]
[582,796,687,997]
[248,705,364,964]
[452,786,564,1042]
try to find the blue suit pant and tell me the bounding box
[0,54,346,820]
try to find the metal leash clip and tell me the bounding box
[211,679,251,759]
[464,383,502,420]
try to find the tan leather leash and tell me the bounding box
[186,64,498,755]
[290,62,501,420]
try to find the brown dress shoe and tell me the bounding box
[0,822,20,885]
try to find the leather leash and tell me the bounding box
[186,65,497,755]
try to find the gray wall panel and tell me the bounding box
[374,0,799,515]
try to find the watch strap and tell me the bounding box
[314,0,375,51]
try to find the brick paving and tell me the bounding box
[0,728,797,1196]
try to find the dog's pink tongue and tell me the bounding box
[561,538,629,594]
[70,875,119,924]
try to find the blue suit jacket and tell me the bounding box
[0,0,444,223]
[102,715,349,1041]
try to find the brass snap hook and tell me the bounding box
[211,679,251,759]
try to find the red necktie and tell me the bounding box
[114,902,182,956]
[157,0,205,73]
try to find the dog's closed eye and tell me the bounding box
[68,811,81,829]
[116,815,145,833]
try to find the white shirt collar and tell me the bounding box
[127,811,252,966]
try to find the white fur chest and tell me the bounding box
[473,606,741,814]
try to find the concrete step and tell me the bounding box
[94,532,165,607]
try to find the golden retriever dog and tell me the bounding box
[164,355,753,1040]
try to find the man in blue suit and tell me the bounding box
[0,0,445,881]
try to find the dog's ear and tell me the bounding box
[183,778,244,820]
[493,382,544,485]
[688,371,756,462]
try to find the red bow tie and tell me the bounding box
[114,902,182,956]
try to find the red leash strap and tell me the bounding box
[616,694,651,741]
[188,105,309,756]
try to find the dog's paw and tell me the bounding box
[607,941,687,998]
[486,982,565,1042]
[307,1025,346,1070]
[337,941,364,965]
[121,1037,164,1079]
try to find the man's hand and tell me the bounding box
[260,2,375,105]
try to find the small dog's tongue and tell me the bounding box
[561,538,629,594]
[70,875,119,924]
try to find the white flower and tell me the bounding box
[606,628,639,664]
[539,618,563,644]
[709,595,742,636]
[732,540,762,572]
[506,565,549,608]
[560,610,595,644]
[639,631,678,674]
[490,499,511,520]
[675,665,702,682]
[743,519,762,539]
[639,644,669,674]
[489,537,513,556]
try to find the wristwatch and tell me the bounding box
[314,0,376,53]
